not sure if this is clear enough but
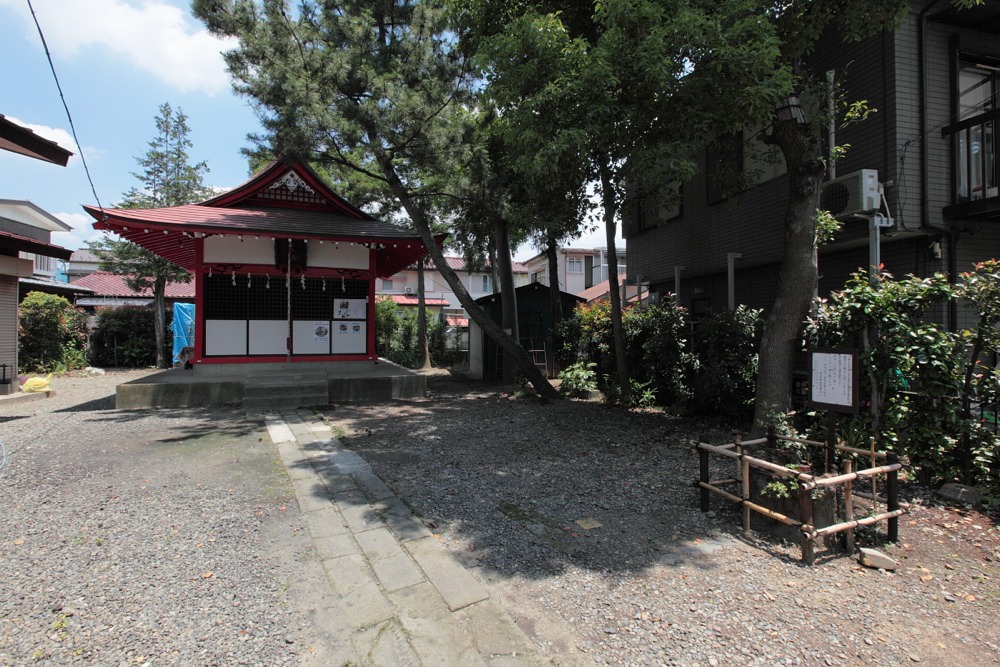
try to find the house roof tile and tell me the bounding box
[71,271,195,298]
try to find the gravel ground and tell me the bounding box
[2,370,998,667]
[324,374,1000,667]
[0,370,336,667]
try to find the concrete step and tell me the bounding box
[244,372,329,411]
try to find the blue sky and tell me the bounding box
[0,0,617,259]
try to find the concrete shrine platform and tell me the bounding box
[114,360,426,410]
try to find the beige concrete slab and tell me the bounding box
[389,582,488,667]
[354,528,425,593]
[314,533,360,560]
[291,477,333,513]
[459,599,541,659]
[335,491,381,534]
[383,512,434,543]
[304,506,348,539]
[351,619,420,667]
[404,536,490,611]
[263,415,295,444]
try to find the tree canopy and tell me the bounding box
[88,102,208,368]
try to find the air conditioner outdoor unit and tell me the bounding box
[820,169,880,220]
[405,287,412,294]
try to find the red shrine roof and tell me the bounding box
[83,160,437,278]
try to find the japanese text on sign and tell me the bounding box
[811,351,856,410]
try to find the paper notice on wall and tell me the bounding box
[336,322,364,335]
[313,322,330,343]
[334,298,366,320]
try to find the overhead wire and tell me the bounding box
[25,0,107,215]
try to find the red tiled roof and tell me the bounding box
[577,279,648,304]
[445,315,469,327]
[385,294,450,306]
[577,280,611,302]
[71,271,195,298]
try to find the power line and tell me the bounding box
[26,0,107,215]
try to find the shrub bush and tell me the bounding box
[622,301,695,407]
[689,306,762,420]
[18,292,88,373]
[89,305,164,368]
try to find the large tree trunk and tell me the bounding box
[153,275,168,369]
[599,162,629,402]
[370,144,560,399]
[546,231,564,374]
[417,261,431,369]
[495,217,519,383]
[546,233,562,322]
[751,118,826,435]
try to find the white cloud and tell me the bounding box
[52,211,105,250]
[2,0,235,95]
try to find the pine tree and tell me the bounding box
[88,103,212,369]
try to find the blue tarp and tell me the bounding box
[171,303,195,363]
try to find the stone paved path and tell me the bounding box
[262,408,547,666]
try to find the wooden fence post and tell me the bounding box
[699,436,710,513]
[887,452,899,542]
[798,468,815,564]
[843,458,855,555]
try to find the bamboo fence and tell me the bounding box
[696,428,902,564]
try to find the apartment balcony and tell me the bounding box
[943,109,1000,220]
[591,264,628,285]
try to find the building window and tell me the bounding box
[567,257,583,274]
[382,279,394,292]
[952,57,998,203]
[481,274,493,293]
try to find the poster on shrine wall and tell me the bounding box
[333,298,367,320]
[808,348,858,414]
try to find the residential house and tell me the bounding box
[0,115,75,391]
[377,256,530,311]
[625,0,1000,332]
[65,248,101,281]
[520,247,627,297]
[70,271,195,309]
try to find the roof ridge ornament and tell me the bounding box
[270,171,315,194]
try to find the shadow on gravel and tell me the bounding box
[0,414,29,423]
[54,397,117,412]
[308,375,764,581]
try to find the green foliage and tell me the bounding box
[761,471,800,500]
[89,306,163,368]
[557,361,597,397]
[88,102,202,369]
[814,209,842,245]
[375,298,402,359]
[556,300,613,369]
[376,302,459,369]
[559,301,762,416]
[623,301,695,407]
[18,292,88,373]
[806,266,1000,493]
[689,306,763,420]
